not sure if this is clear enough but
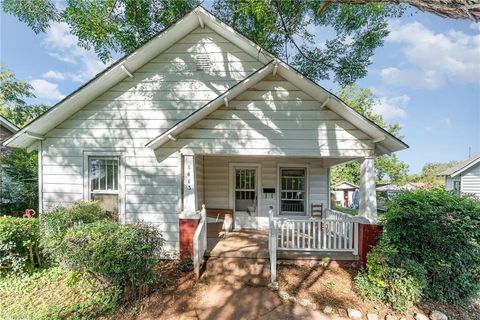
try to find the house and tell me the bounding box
[3,7,407,266]
[333,181,359,208]
[0,116,18,156]
[438,155,480,198]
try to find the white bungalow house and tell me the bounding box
[439,155,480,198]
[3,7,407,270]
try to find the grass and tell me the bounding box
[0,267,120,320]
[332,204,358,216]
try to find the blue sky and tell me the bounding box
[1,4,479,173]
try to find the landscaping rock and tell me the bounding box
[366,313,379,320]
[430,310,448,320]
[347,308,362,320]
[323,306,333,314]
[414,313,429,320]
[278,290,289,300]
[299,299,310,307]
[288,296,297,303]
[267,282,279,291]
[338,308,348,317]
[385,315,396,320]
[400,318,407,320]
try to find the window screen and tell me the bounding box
[280,168,306,215]
[89,157,119,217]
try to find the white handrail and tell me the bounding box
[193,204,207,279]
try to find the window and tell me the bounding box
[280,168,306,215]
[89,157,119,218]
[453,180,461,193]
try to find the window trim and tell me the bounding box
[277,163,309,216]
[83,150,125,223]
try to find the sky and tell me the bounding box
[0,3,479,173]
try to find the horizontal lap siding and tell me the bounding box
[203,156,328,225]
[40,27,264,256]
[167,76,374,157]
[461,163,480,196]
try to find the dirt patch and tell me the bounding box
[277,262,479,320]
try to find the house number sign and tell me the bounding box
[183,155,196,212]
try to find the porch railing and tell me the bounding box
[268,206,359,283]
[193,204,207,279]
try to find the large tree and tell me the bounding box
[3,0,405,86]
[0,67,49,215]
[331,85,409,186]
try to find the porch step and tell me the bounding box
[202,257,270,286]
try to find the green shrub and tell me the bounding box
[63,220,164,298]
[0,216,41,274]
[355,242,427,312]
[39,201,109,262]
[382,189,480,305]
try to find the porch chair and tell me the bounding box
[311,203,324,219]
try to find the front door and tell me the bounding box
[233,167,258,229]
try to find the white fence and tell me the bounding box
[268,206,359,283]
[193,204,207,278]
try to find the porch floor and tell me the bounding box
[206,226,358,261]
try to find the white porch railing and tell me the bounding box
[193,204,207,279]
[268,206,359,283]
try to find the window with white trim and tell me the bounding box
[453,180,461,193]
[280,168,306,215]
[89,157,119,218]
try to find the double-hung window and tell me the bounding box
[280,168,306,215]
[89,157,119,218]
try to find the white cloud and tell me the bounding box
[42,70,65,80]
[382,21,480,89]
[30,79,65,102]
[43,22,106,83]
[372,94,409,120]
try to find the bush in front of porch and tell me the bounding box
[355,189,480,311]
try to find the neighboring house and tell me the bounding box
[333,181,359,208]
[438,155,480,198]
[3,7,407,260]
[0,116,18,156]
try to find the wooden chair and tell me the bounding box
[311,203,323,218]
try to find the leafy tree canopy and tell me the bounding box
[409,161,459,188]
[331,85,409,186]
[2,0,405,86]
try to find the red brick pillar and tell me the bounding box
[179,218,200,259]
[358,223,382,266]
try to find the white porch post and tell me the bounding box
[182,153,197,215]
[359,156,378,223]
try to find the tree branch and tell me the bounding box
[317,0,480,22]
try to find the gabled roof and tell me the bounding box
[438,154,480,177]
[334,181,359,190]
[0,116,18,134]
[4,6,408,155]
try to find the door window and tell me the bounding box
[234,168,256,213]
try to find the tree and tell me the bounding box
[316,0,480,22]
[410,161,459,188]
[0,67,49,215]
[331,85,409,186]
[2,0,404,86]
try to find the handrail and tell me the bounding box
[193,204,207,279]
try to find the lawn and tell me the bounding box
[0,267,120,320]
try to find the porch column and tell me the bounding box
[182,154,197,215]
[358,156,377,223]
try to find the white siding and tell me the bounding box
[203,156,328,229]
[461,162,480,196]
[40,27,264,257]
[163,75,374,157]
